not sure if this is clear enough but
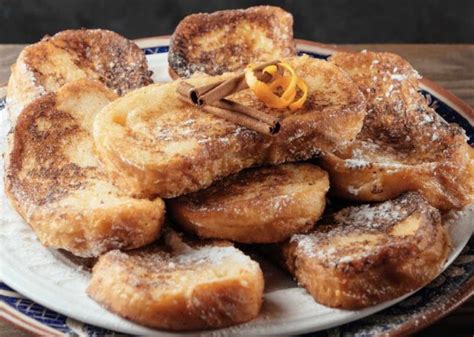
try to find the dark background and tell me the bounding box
[1,0,473,43]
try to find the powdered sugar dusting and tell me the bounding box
[347,185,362,196]
[174,245,250,266]
[6,60,47,121]
[291,193,434,269]
[164,231,252,267]
[344,158,372,169]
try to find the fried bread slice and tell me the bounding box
[168,6,296,78]
[274,192,450,309]
[168,163,329,243]
[5,79,165,257]
[87,229,264,330]
[7,29,152,123]
[94,55,366,198]
[321,51,473,209]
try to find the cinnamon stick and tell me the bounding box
[212,99,280,128]
[198,60,278,105]
[177,82,280,133]
[177,81,220,105]
[177,94,278,136]
[177,60,279,106]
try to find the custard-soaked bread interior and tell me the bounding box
[168,163,329,243]
[275,192,450,309]
[168,6,296,78]
[7,29,152,122]
[5,80,165,257]
[93,55,366,198]
[87,229,264,330]
[321,51,473,209]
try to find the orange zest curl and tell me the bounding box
[244,62,308,111]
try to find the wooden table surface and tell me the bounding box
[0,43,473,337]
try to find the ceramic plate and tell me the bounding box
[0,37,473,337]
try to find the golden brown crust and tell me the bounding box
[93,56,366,198]
[168,163,329,243]
[87,230,264,330]
[168,65,180,80]
[276,192,451,309]
[321,51,473,209]
[7,29,152,123]
[168,6,296,77]
[5,80,165,257]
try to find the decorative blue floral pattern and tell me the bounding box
[0,45,472,337]
[143,46,169,55]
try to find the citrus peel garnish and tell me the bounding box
[245,62,308,111]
